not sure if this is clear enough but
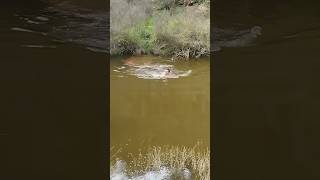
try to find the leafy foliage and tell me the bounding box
[110,0,210,59]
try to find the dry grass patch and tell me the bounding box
[110,0,210,59]
[111,142,210,180]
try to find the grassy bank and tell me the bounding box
[111,142,210,179]
[110,0,210,60]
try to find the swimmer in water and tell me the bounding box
[165,68,171,75]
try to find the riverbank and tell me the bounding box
[110,0,210,60]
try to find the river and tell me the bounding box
[110,55,210,179]
[7,0,320,179]
[213,0,320,179]
[2,1,210,179]
[3,1,108,179]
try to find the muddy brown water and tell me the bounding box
[6,0,320,179]
[214,0,320,179]
[2,1,107,179]
[110,56,210,161]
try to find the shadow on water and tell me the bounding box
[213,0,320,179]
[2,1,107,179]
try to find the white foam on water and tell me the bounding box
[44,4,108,52]
[126,64,192,80]
[36,16,49,21]
[111,160,192,180]
[212,25,262,52]
[11,27,47,36]
[14,3,107,54]
[21,44,56,48]
[22,17,44,25]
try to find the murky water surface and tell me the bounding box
[2,1,107,178]
[110,56,210,158]
[5,1,107,53]
[214,1,320,179]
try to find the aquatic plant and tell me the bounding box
[110,142,210,180]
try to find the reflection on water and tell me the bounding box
[10,1,108,53]
[110,56,210,159]
[214,0,320,179]
[212,25,262,52]
[3,1,107,179]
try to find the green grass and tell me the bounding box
[126,17,156,52]
[111,17,156,55]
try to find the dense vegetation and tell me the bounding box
[110,0,210,60]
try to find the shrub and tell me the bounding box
[110,0,210,59]
[110,0,153,55]
[153,5,210,59]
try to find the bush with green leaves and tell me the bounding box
[110,0,153,55]
[110,0,210,59]
[153,5,210,59]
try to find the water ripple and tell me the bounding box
[12,2,108,53]
[212,25,262,52]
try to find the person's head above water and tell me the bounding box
[164,68,171,75]
[251,26,262,36]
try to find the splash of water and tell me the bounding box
[11,2,108,53]
[110,160,192,180]
[114,63,192,80]
[212,25,262,52]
